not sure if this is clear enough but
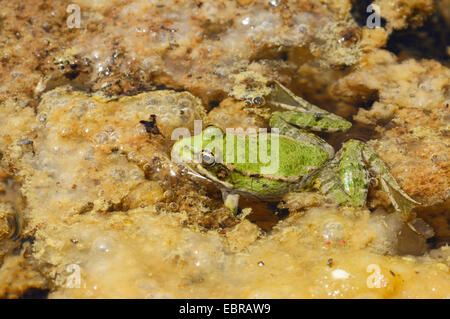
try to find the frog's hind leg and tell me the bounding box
[314,139,369,208]
[315,139,419,218]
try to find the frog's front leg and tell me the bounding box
[267,81,352,133]
[313,139,419,218]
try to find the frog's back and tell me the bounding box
[226,134,330,179]
[219,134,329,198]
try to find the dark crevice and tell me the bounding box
[426,236,438,247]
[20,288,50,299]
[416,199,450,248]
[316,122,380,152]
[63,70,80,80]
[385,9,449,64]
[154,84,184,92]
[208,100,220,110]
[239,197,281,232]
[357,89,379,110]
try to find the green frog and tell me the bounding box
[171,72,419,217]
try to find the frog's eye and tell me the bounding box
[201,150,216,167]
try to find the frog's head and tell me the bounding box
[171,126,226,171]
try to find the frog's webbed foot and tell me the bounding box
[221,189,240,214]
[314,139,419,218]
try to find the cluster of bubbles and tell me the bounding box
[244,96,266,107]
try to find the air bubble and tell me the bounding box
[147,98,160,105]
[60,128,71,137]
[322,221,344,241]
[71,105,87,119]
[253,96,265,105]
[178,99,192,109]
[164,190,174,199]
[165,95,176,104]
[95,133,108,144]
[93,237,114,254]
[39,113,47,122]
[269,0,281,7]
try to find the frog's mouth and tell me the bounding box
[171,138,235,189]
[191,163,234,189]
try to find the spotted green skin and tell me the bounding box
[171,81,419,216]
